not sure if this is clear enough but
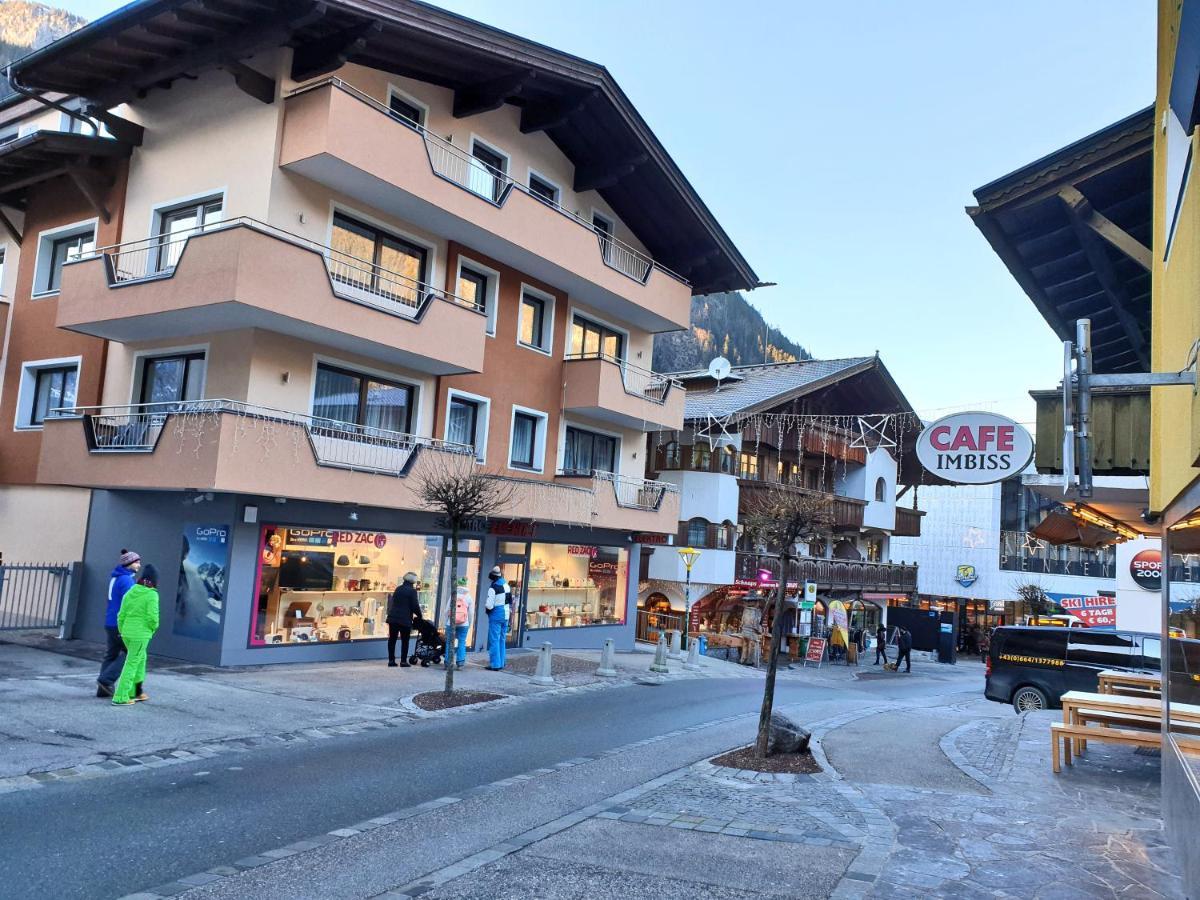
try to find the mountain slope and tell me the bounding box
[652,291,810,373]
[0,2,85,94]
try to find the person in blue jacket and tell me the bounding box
[484,566,510,670]
[97,549,140,698]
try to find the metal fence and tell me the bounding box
[635,609,688,647]
[0,562,73,631]
[594,471,678,510]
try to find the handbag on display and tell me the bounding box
[337,555,351,566]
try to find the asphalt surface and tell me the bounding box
[1,671,971,899]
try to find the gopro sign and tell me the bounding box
[915,412,1034,485]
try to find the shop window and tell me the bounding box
[35,222,95,295]
[518,288,554,353]
[568,313,624,360]
[525,542,628,629]
[313,363,414,434]
[692,443,712,471]
[563,426,617,476]
[251,526,443,646]
[330,212,429,307]
[15,357,79,428]
[739,451,758,479]
[874,477,887,502]
[138,351,205,406]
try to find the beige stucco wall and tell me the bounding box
[0,485,90,562]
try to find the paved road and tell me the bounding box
[0,673,962,899]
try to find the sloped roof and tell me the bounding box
[682,357,875,419]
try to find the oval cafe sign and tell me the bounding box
[915,412,1035,485]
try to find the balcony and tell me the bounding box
[894,506,924,538]
[734,551,918,593]
[279,79,691,333]
[562,353,684,431]
[737,478,867,531]
[56,218,487,376]
[38,401,678,532]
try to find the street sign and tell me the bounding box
[915,412,1035,484]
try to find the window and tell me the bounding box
[330,213,428,307]
[875,477,887,502]
[510,410,541,469]
[663,440,681,468]
[139,352,205,405]
[686,518,709,547]
[455,257,499,335]
[739,451,758,479]
[720,520,736,550]
[525,542,628,628]
[387,91,424,128]
[29,365,78,425]
[156,197,223,271]
[518,290,552,352]
[592,212,615,262]
[469,140,507,202]
[1066,631,1136,670]
[568,314,624,360]
[719,446,736,474]
[692,443,711,471]
[563,426,617,475]
[313,363,413,433]
[41,228,95,293]
[446,394,487,461]
[528,172,559,205]
[457,267,488,311]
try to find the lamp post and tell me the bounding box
[677,546,702,642]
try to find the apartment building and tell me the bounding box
[637,356,923,646]
[0,0,757,664]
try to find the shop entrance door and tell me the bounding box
[498,555,528,649]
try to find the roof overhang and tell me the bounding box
[967,107,1153,374]
[8,0,759,295]
[1024,473,1153,537]
[0,131,132,225]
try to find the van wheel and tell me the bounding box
[1012,686,1048,713]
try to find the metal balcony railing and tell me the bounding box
[734,551,918,592]
[563,352,680,404]
[593,471,679,510]
[285,78,686,287]
[60,400,473,478]
[79,217,484,322]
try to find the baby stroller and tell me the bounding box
[409,617,445,667]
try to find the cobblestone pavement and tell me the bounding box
[944,714,1023,785]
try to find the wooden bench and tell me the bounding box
[1050,722,1160,773]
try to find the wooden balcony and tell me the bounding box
[734,552,917,593]
[737,478,866,531]
[894,506,924,537]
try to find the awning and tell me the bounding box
[1030,510,1119,548]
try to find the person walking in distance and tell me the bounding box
[485,566,510,671]
[111,564,160,706]
[452,578,471,670]
[874,623,888,666]
[97,549,140,698]
[897,626,913,674]
[387,572,422,667]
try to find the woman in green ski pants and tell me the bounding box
[113,564,160,706]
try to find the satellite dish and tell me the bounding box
[707,356,732,385]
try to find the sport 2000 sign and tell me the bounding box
[915,412,1035,485]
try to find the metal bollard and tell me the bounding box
[596,638,618,677]
[530,641,556,685]
[683,635,702,671]
[649,633,670,674]
[667,629,682,660]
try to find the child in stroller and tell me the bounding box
[409,617,445,667]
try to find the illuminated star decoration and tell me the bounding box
[962,527,986,549]
[695,414,737,450]
[850,415,898,450]
[1022,533,1046,554]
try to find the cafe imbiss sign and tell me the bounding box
[915,412,1034,485]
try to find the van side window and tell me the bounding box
[1141,637,1162,672]
[1005,628,1067,661]
[1067,631,1135,669]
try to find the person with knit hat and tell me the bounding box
[112,564,161,706]
[386,571,422,667]
[97,549,140,698]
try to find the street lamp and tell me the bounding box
[677,546,702,635]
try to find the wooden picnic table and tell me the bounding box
[1097,670,1161,696]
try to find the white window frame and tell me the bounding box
[385,84,429,129]
[129,342,210,406]
[468,135,510,201]
[454,255,500,336]
[309,353,426,434]
[507,404,548,474]
[526,167,562,206]
[590,209,615,234]
[556,417,622,477]
[32,217,98,298]
[148,188,227,241]
[516,283,555,356]
[565,304,630,362]
[444,388,491,463]
[14,355,82,431]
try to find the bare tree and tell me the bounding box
[741,489,835,757]
[1011,580,1053,618]
[415,452,513,695]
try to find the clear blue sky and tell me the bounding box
[64,1,1154,425]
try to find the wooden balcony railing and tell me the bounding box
[894,506,924,538]
[734,552,917,593]
[737,478,865,530]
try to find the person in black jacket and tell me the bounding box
[896,626,913,673]
[874,624,888,665]
[387,572,422,667]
